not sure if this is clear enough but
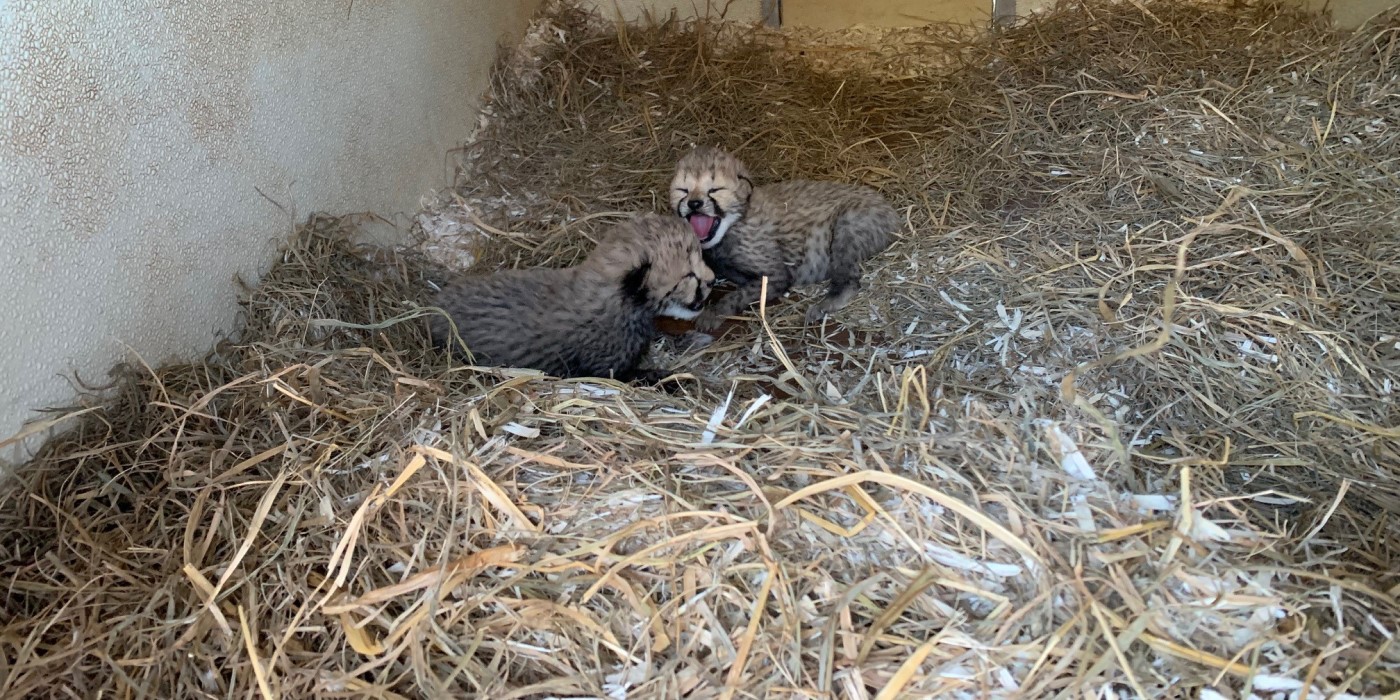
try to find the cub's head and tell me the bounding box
[591,213,716,320]
[669,146,754,249]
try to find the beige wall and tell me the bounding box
[0,0,540,469]
[584,0,766,23]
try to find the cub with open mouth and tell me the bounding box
[668,145,900,333]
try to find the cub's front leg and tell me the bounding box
[694,265,794,332]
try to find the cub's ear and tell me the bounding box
[733,153,754,194]
[735,172,755,200]
[621,260,652,306]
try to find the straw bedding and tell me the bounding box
[4,0,1400,697]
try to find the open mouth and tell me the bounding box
[685,213,721,242]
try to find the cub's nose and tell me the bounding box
[687,199,704,212]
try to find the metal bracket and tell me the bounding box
[761,0,781,26]
[992,0,1017,28]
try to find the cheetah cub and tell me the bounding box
[428,213,715,384]
[669,145,898,332]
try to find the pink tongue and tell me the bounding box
[688,215,714,239]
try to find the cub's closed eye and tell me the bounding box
[707,188,725,194]
[675,188,688,193]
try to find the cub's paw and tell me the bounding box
[680,330,716,352]
[806,292,857,325]
[805,302,835,325]
[693,309,727,334]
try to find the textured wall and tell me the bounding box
[0,0,540,469]
[584,0,765,23]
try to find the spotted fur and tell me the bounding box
[429,213,714,383]
[669,145,899,331]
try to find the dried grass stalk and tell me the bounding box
[5,0,1400,697]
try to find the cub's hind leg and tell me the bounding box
[805,204,896,324]
[805,263,862,324]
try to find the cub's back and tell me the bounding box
[753,179,894,221]
[430,267,600,377]
[739,180,896,276]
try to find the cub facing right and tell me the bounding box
[428,213,714,384]
[669,145,899,332]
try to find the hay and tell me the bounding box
[5,0,1400,696]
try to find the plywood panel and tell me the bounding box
[584,0,764,23]
[782,0,993,28]
[1300,0,1400,26]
